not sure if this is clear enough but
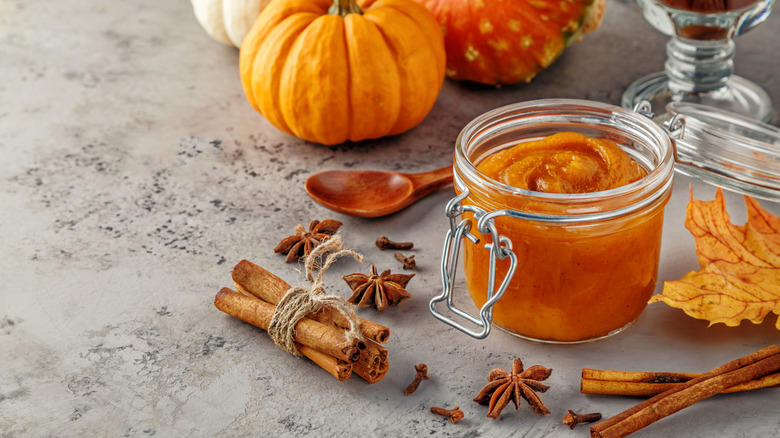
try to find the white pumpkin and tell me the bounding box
[191,0,271,47]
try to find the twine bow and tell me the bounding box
[268,235,364,356]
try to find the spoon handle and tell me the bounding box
[407,165,454,194]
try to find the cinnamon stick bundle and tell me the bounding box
[590,345,780,438]
[217,260,391,383]
[215,288,362,363]
[233,259,390,343]
[582,368,780,397]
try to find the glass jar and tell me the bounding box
[429,99,676,343]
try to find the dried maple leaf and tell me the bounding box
[273,219,342,263]
[649,188,780,329]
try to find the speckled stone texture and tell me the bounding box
[2,0,779,437]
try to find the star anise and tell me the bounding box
[273,219,342,263]
[473,358,552,419]
[342,265,414,311]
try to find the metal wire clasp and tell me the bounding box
[429,188,518,339]
[633,100,690,164]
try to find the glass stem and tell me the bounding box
[664,36,735,95]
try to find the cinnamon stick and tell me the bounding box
[581,368,780,396]
[352,339,389,383]
[354,357,390,383]
[214,287,362,363]
[584,369,700,383]
[590,345,780,438]
[233,259,390,343]
[357,338,388,369]
[296,344,352,381]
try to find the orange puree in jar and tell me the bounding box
[463,132,664,342]
[477,132,647,193]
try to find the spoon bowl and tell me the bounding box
[305,166,454,218]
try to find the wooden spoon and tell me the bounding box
[304,165,454,218]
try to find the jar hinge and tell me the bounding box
[429,189,518,339]
[633,101,694,168]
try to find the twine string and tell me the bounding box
[267,235,364,356]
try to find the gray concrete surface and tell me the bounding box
[2,0,779,437]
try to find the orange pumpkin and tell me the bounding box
[415,0,605,85]
[240,0,446,145]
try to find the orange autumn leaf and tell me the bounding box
[649,188,780,329]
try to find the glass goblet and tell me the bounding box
[622,0,775,122]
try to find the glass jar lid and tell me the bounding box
[664,102,780,200]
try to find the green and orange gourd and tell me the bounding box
[415,0,605,85]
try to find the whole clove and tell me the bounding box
[376,236,414,250]
[404,363,429,395]
[394,253,416,270]
[430,406,464,424]
[563,410,602,429]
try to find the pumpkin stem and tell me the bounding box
[328,0,362,17]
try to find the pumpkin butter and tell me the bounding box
[477,132,647,193]
[462,132,665,342]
